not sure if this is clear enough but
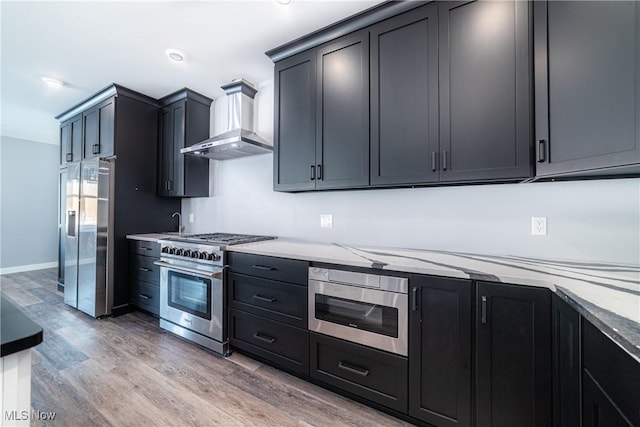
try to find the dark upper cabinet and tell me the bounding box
[157,89,212,198]
[408,275,472,427]
[552,295,581,427]
[315,30,369,189]
[475,281,551,427]
[59,115,82,165]
[439,0,532,182]
[82,97,115,160]
[534,1,640,178]
[370,3,439,186]
[273,50,317,191]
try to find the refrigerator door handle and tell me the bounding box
[67,211,76,237]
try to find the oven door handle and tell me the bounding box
[153,261,223,280]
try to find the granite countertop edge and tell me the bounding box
[1,297,44,357]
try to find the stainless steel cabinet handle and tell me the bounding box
[92,143,100,155]
[251,264,275,271]
[442,150,448,171]
[317,164,322,180]
[481,296,487,324]
[138,294,151,300]
[138,267,151,272]
[310,165,316,180]
[253,294,276,303]
[66,153,73,162]
[338,361,370,377]
[537,140,546,163]
[140,247,153,251]
[253,332,276,344]
[411,287,419,311]
[431,152,437,171]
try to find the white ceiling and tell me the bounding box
[0,0,381,145]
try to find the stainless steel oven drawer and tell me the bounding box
[310,332,408,413]
[230,309,309,374]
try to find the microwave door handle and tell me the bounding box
[153,261,223,280]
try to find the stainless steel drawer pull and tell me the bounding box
[253,332,276,344]
[338,361,370,377]
[140,247,153,251]
[481,296,487,324]
[138,294,151,300]
[138,267,151,272]
[251,264,275,271]
[253,294,277,303]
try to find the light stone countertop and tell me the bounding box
[126,233,176,243]
[227,239,640,361]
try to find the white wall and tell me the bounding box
[0,136,59,273]
[183,79,640,265]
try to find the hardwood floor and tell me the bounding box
[1,269,412,427]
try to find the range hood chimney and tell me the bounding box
[181,79,272,160]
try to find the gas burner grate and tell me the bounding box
[181,233,276,245]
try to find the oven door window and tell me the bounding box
[315,294,398,338]
[167,270,211,320]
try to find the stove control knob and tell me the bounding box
[161,246,169,253]
[168,247,176,255]
[191,251,200,259]
[210,253,221,261]
[199,252,208,260]
[183,249,191,257]
[175,248,184,256]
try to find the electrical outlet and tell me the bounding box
[531,216,547,236]
[320,214,333,229]
[188,213,194,223]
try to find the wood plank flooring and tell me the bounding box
[0,269,412,427]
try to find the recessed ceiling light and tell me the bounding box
[276,0,294,5]
[166,49,185,62]
[41,76,64,88]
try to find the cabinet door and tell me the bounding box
[171,100,186,196]
[59,115,82,164]
[316,30,369,189]
[476,282,551,427]
[83,97,115,159]
[535,1,640,177]
[439,0,531,182]
[552,295,581,427]
[582,372,633,427]
[158,106,174,196]
[273,50,317,191]
[409,275,471,427]
[370,3,439,186]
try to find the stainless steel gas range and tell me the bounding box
[155,233,275,355]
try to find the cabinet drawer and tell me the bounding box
[229,309,309,374]
[129,255,160,285]
[131,280,160,316]
[228,252,309,285]
[582,319,640,426]
[129,239,160,258]
[229,273,307,328]
[310,332,408,413]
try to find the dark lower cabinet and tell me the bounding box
[582,318,640,427]
[408,275,472,427]
[552,294,581,427]
[128,240,161,316]
[534,1,640,178]
[475,282,551,427]
[309,332,408,413]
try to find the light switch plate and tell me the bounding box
[320,214,333,228]
[531,216,547,236]
[188,213,194,223]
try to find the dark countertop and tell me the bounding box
[1,297,43,357]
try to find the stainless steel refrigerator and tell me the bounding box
[63,159,114,318]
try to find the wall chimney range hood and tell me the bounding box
[181,79,272,160]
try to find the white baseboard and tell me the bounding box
[0,262,57,276]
